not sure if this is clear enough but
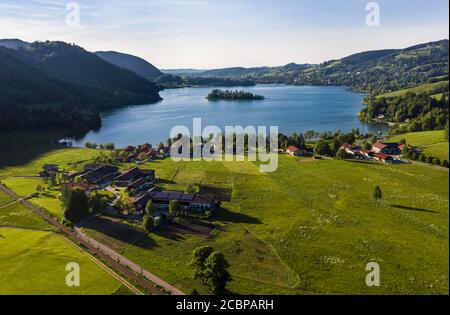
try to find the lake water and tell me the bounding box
[72,85,388,148]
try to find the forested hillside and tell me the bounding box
[196,40,449,94]
[0,41,161,134]
[96,51,163,81]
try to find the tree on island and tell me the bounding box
[206,89,264,101]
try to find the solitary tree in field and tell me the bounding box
[190,246,214,284]
[203,251,232,294]
[373,186,382,202]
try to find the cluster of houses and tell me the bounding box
[284,141,413,164]
[114,143,170,163]
[39,161,218,217]
[341,141,413,163]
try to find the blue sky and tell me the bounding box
[0,0,448,68]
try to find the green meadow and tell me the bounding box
[0,136,448,295]
[86,155,449,295]
[0,142,131,295]
[389,130,449,161]
[0,227,125,295]
[376,80,449,99]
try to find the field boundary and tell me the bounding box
[0,184,184,295]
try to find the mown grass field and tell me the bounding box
[0,227,125,295]
[0,142,131,295]
[84,155,449,295]
[376,80,449,99]
[0,139,448,295]
[389,130,449,161]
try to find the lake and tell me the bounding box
[72,85,388,148]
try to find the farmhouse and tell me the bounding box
[361,150,375,159]
[133,187,217,213]
[371,141,401,155]
[114,167,155,187]
[373,153,394,163]
[123,146,136,153]
[341,144,362,155]
[79,165,120,184]
[286,146,305,156]
[126,177,152,192]
[39,164,59,177]
[62,182,95,193]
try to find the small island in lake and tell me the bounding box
[206,89,265,101]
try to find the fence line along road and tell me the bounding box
[0,184,184,296]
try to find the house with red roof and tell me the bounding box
[373,153,394,163]
[286,146,304,156]
[371,141,401,155]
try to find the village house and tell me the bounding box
[371,141,401,155]
[132,187,217,214]
[62,182,95,193]
[138,143,152,152]
[114,167,155,187]
[360,150,375,159]
[373,153,394,163]
[39,164,59,177]
[123,146,136,153]
[126,177,152,192]
[286,146,306,156]
[341,144,362,156]
[79,165,120,184]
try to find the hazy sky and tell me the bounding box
[0,0,448,68]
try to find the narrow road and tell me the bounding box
[0,196,32,209]
[0,184,184,295]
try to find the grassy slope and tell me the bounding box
[0,227,124,294]
[376,80,449,98]
[0,143,131,295]
[1,144,448,295]
[1,178,64,218]
[389,130,449,161]
[85,156,448,295]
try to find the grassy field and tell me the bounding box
[376,80,449,99]
[389,130,449,161]
[0,133,133,294]
[0,136,448,295]
[0,227,126,294]
[83,156,449,295]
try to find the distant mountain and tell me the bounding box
[195,40,449,94]
[0,38,29,50]
[162,69,206,76]
[96,51,163,81]
[0,41,161,134]
[199,64,313,83]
